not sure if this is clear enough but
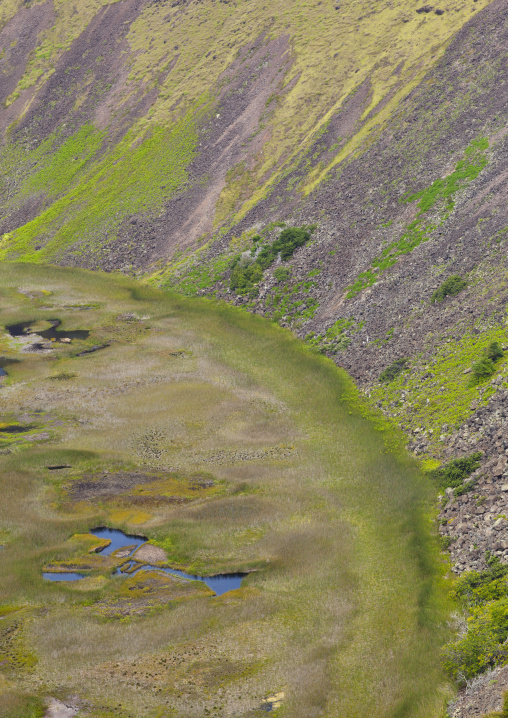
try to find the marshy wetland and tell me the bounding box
[0,264,452,717]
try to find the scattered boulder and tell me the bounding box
[44,698,78,718]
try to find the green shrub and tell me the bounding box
[229,226,313,294]
[274,267,290,283]
[250,235,262,256]
[271,227,311,260]
[453,557,508,608]
[443,597,508,684]
[428,452,482,492]
[257,244,277,270]
[230,257,263,294]
[431,275,467,303]
[469,342,503,382]
[472,356,495,381]
[439,535,454,551]
[487,341,504,361]
[453,477,478,497]
[379,358,408,383]
[444,558,508,686]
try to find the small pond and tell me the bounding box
[90,526,147,556]
[44,572,85,582]
[44,528,246,595]
[0,423,36,434]
[6,320,89,342]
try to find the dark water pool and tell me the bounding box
[43,572,85,582]
[43,528,245,595]
[6,320,89,342]
[39,320,90,341]
[5,322,32,337]
[0,424,35,433]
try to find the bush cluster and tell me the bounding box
[488,341,504,361]
[230,257,263,296]
[471,341,504,382]
[431,275,467,303]
[273,267,291,283]
[229,226,313,296]
[444,556,508,685]
[379,358,408,383]
[428,452,482,492]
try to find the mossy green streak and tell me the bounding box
[0,106,204,263]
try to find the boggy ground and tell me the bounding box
[0,264,452,717]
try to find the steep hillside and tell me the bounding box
[0,0,494,268]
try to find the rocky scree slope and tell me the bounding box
[196,0,508,577]
[0,0,494,266]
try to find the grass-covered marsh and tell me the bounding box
[0,263,452,717]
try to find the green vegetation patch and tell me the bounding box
[265,274,320,327]
[229,226,313,297]
[369,324,508,453]
[0,105,204,262]
[379,358,409,384]
[444,556,508,685]
[230,255,263,297]
[431,275,467,303]
[305,318,364,354]
[472,342,504,383]
[346,139,489,298]
[428,452,482,492]
[24,124,105,198]
[158,250,234,296]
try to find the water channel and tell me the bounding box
[44,528,245,596]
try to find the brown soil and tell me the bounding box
[132,544,167,564]
[66,472,177,502]
[99,32,293,270]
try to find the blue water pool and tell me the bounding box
[90,527,147,555]
[43,528,246,595]
[117,560,245,596]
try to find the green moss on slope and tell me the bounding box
[346,138,490,298]
[0,104,206,262]
[369,323,508,455]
